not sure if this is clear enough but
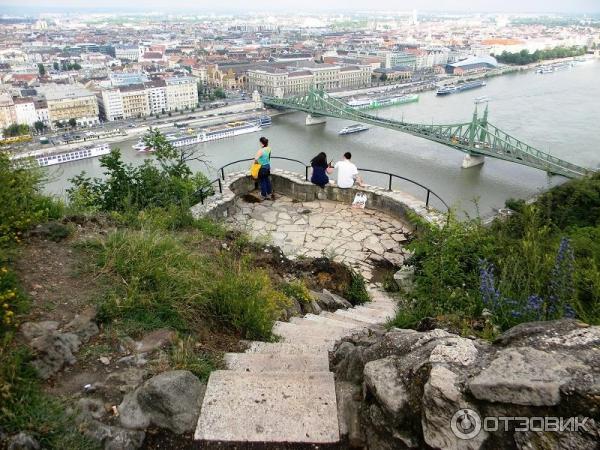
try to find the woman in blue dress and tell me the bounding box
[310,152,331,188]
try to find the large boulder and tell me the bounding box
[118,370,206,434]
[28,330,81,379]
[331,320,600,450]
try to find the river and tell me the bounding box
[44,60,600,216]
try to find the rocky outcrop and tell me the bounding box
[6,432,40,450]
[20,309,99,379]
[118,370,206,434]
[331,320,600,449]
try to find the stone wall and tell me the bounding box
[190,169,445,229]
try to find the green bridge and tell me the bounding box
[263,88,592,179]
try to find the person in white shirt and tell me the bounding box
[334,152,363,188]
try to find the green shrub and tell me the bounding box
[0,152,64,246]
[67,130,211,214]
[280,280,312,304]
[344,270,370,305]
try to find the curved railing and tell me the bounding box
[195,156,449,211]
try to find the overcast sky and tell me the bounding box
[2,0,600,13]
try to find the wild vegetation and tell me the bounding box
[0,130,370,447]
[392,173,600,337]
[495,45,586,65]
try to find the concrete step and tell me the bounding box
[333,309,388,325]
[300,313,365,330]
[224,352,330,373]
[319,311,377,327]
[194,371,340,444]
[273,321,349,345]
[288,317,355,332]
[361,300,397,310]
[245,341,331,355]
[352,306,394,318]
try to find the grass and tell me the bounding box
[344,270,370,305]
[91,227,289,341]
[169,336,220,382]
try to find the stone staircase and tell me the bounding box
[194,288,397,448]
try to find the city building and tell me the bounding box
[446,55,498,75]
[97,88,124,121]
[144,79,167,115]
[37,84,99,128]
[13,97,38,126]
[34,100,49,127]
[248,63,372,97]
[165,76,197,111]
[120,84,150,119]
[114,45,141,62]
[0,93,16,129]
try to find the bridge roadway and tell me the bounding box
[263,88,591,179]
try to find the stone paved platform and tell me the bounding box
[225,195,412,279]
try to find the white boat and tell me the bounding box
[168,120,262,148]
[12,143,111,167]
[339,124,370,135]
[132,141,154,153]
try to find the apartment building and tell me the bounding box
[34,100,49,127]
[145,79,167,114]
[165,76,197,111]
[0,94,16,129]
[98,89,124,121]
[13,97,38,126]
[37,84,99,128]
[338,65,372,89]
[120,84,150,118]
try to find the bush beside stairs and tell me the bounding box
[194,287,397,448]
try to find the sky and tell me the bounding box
[1,0,600,14]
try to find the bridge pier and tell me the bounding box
[462,154,485,169]
[305,114,327,126]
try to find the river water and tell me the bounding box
[45,60,600,216]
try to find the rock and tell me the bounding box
[429,337,478,366]
[29,331,81,379]
[94,368,148,404]
[393,265,414,292]
[7,432,40,450]
[77,398,107,420]
[99,356,111,365]
[130,329,176,353]
[119,370,205,434]
[77,414,145,450]
[311,289,352,311]
[20,321,59,341]
[363,356,408,416]
[281,297,302,321]
[336,382,365,448]
[64,307,99,342]
[422,365,487,450]
[300,300,322,315]
[468,347,585,406]
[115,354,148,368]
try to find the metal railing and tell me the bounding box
[195,156,449,211]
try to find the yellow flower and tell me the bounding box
[2,304,8,309]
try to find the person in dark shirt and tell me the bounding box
[310,152,331,188]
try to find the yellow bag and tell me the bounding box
[250,162,261,179]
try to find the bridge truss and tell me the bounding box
[263,88,591,179]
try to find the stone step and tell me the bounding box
[273,321,349,345]
[194,371,340,444]
[224,352,330,373]
[289,316,355,332]
[333,309,388,325]
[300,313,365,330]
[319,311,377,327]
[245,341,331,355]
[352,305,394,318]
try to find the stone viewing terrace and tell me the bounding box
[225,195,412,280]
[191,166,446,279]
